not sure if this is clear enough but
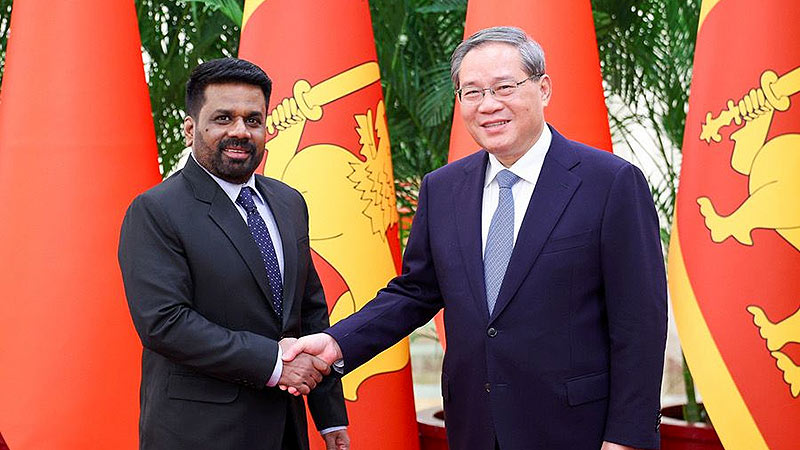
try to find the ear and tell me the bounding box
[539,74,552,107]
[183,116,195,147]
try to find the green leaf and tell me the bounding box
[184,0,243,26]
[416,0,467,14]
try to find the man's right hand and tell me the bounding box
[280,334,343,396]
[277,338,330,395]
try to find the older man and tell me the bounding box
[284,27,667,450]
[118,58,349,450]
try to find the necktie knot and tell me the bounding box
[495,169,520,190]
[236,186,258,214]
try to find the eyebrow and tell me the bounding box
[210,109,264,118]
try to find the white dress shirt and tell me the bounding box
[481,125,552,256]
[192,155,285,386]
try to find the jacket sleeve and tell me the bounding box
[600,163,668,449]
[118,193,278,389]
[328,174,445,372]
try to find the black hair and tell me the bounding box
[185,58,272,118]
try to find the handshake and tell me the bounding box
[277,333,343,396]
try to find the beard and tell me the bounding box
[195,136,264,184]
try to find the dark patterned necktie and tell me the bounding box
[236,186,283,317]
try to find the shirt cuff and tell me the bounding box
[319,426,347,435]
[266,345,283,387]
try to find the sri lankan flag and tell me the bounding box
[669,1,800,448]
[239,1,418,449]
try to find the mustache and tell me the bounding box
[218,138,257,153]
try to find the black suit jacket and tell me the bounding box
[118,156,346,450]
[329,127,667,450]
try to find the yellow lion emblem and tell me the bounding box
[697,67,800,398]
[264,63,408,401]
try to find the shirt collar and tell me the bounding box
[484,124,552,188]
[190,153,264,205]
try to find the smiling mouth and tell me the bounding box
[483,120,510,128]
[218,138,256,159]
[221,147,253,162]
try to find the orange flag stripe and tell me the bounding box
[0,1,160,448]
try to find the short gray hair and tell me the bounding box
[450,26,546,88]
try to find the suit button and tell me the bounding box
[487,327,497,337]
[485,383,491,393]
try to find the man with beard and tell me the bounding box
[118,58,349,450]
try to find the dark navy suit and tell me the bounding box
[328,126,667,450]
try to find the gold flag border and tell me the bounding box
[669,219,768,449]
[242,0,266,29]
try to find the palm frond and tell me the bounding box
[184,0,243,26]
[416,0,467,14]
[594,0,699,236]
[0,0,13,87]
[417,62,455,127]
[371,0,465,201]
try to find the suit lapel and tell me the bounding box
[256,178,298,329]
[182,157,279,319]
[489,129,582,323]
[454,152,492,321]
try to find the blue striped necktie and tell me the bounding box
[237,186,283,317]
[484,169,520,314]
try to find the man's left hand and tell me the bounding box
[322,429,350,450]
[601,441,637,450]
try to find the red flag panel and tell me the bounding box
[0,1,160,448]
